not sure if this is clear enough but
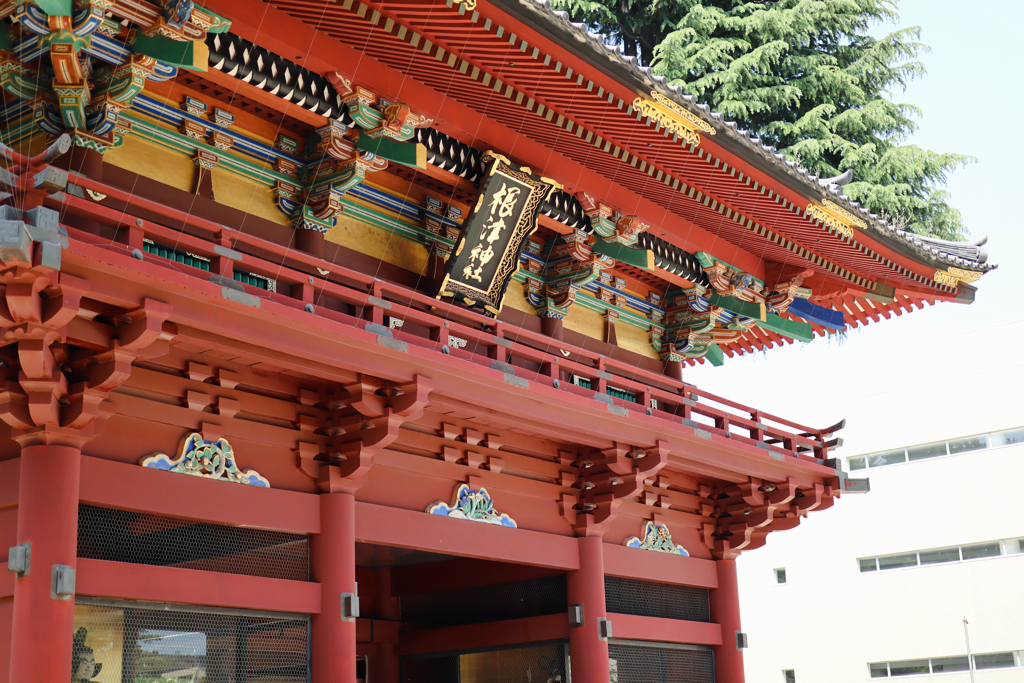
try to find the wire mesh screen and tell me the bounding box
[400,575,567,628]
[402,641,569,683]
[609,641,714,683]
[73,600,309,683]
[605,577,711,622]
[78,504,309,581]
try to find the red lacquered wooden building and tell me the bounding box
[0,0,994,681]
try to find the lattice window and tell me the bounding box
[609,640,715,683]
[605,576,711,622]
[73,599,309,683]
[78,505,309,581]
[143,239,211,271]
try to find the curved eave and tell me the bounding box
[491,0,995,279]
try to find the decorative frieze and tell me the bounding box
[427,483,517,527]
[624,521,689,556]
[140,433,270,487]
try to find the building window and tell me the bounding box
[859,536,1023,573]
[849,425,1024,471]
[868,652,1022,677]
[774,568,787,584]
[974,652,1015,669]
[73,599,310,683]
[783,669,796,683]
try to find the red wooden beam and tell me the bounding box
[76,558,321,613]
[391,558,564,596]
[80,456,320,534]
[396,613,569,656]
[355,502,580,570]
[603,544,718,589]
[608,613,722,646]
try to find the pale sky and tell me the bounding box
[687,0,1024,456]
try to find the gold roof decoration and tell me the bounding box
[805,198,868,238]
[633,92,716,146]
[933,266,984,287]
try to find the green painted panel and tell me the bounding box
[33,0,70,15]
[708,291,813,342]
[593,240,653,270]
[133,35,208,71]
[355,133,426,169]
[706,344,725,367]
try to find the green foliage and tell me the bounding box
[550,0,971,239]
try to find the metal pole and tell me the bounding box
[962,617,976,683]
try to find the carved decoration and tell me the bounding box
[766,269,813,314]
[1,0,220,150]
[632,92,715,146]
[696,252,765,304]
[624,521,689,556]
[140,433,270,487]
[933,266,983,287]
[523,230,613,320]
[296,375,432,494]
[427,483,517,527]
[72,628,102,683]
[805,199,866,237]
[571,442,669,535]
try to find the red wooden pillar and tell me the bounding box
[567,536,609,683]
[371,567,400,683]
[709,560,745,683]
[311,492,357,683]
[8,445,82,683]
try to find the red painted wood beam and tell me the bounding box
[603,543,718,589]
[58,237,841,488]
[76,558,321,613]
[354,502,580,570]
[80,456,320,534]
[391,558,564,596]
[608,613,722,646]
[396,613,569,656]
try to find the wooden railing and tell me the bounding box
[43,169,842,465]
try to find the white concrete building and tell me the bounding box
[736,358,1024,682]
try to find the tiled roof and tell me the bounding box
[500,0,995,274]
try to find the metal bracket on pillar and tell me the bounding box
[7,542,31,576]
[569,603,584,627]
[736,631,749,650]
[51,564,75,600]
[341,591,360,622]
[597,617,612,641]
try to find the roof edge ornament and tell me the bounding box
[633,92,715,146]
[933,266,984,288]
[819,169,853,187]
[805,198,867,237]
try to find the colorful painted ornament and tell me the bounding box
[624,521,688,556]
[140,433,270,487]
[427,483,516,527]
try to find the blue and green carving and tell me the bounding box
[140,433,270,487]
[625,521,689,556]
[427,484,517,528]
